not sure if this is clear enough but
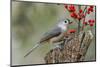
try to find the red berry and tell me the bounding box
[87,11,90,14]
[70,12,77,18]
[82,14,85,18]
[70,12,75,17]
[83,22,87,25]
[77,15,81,20]
[88,19,92,23]
[68,5,75,12]
[70,5,74,8]
[88,7,93,12]
[90,6,94,8]
[65,5,68,9]
[68,29,76,33]
[89,23,94,26]
[91,8,93,12]
[68,8,71,12]
[74,14,77,18]
[79,9,83,13]
[88,8,91,11]
[91,20,95,23]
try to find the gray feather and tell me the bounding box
[24,43,40,57]
[39,27,62,43]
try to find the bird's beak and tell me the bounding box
[69,21,73,24]
[67,19,73,24]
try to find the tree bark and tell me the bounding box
[44,30,93,63]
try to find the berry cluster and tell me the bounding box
[87,6,94,14]
[68,5,76,12]
[64,4,95,30]
[82,19,95,27]
[88,19,95,26]
[64,4,85,20]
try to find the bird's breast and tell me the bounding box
[49,33,65,43]
[61,26,67,32]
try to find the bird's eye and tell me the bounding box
[64,20,67,23]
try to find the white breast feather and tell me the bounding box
[58,23,67,32]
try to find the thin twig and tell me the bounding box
[83,6,87,14]
[82,6,88,30]
[83,6,88,22]
[78,5,81,35]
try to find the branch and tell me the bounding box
[44,30,93,63]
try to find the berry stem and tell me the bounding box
[82,6,88,31]
[78,5,81,35]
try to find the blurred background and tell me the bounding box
[11,1,96,65]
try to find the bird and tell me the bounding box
[24,18,72,57]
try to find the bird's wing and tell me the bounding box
[39,27,62,43]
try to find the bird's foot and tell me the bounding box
[58,43,64,51]
[52,42,64,51]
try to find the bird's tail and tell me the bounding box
[24,43,40,57]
